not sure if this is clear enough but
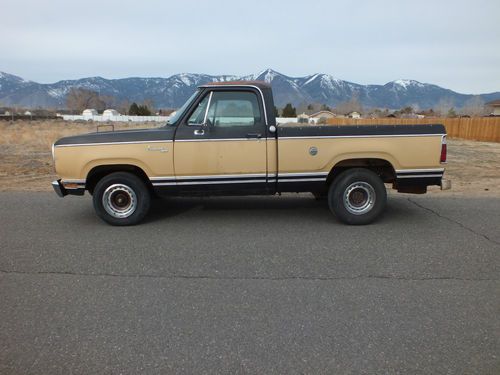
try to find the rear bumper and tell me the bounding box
[52,180,85,197]
[440,178,452,190]
[394,174,451,194]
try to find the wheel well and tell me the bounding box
[85,164,152,194]
[326,158,396,186]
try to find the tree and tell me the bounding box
[66,88,106,113]
[129,101,153,116]
[461,96,487,116]
[321,104,331,111]
[435,97,454,117]
[307,104,314,111]
[274,106,279,117]
[334,96,363,115]
[129,102,140,115]
[137,105,152,116]
[447,107,457,118]
[281,103,296,117]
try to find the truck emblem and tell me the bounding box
[147,146,168,153]
[309,146,318,156]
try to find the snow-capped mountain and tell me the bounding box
[0,69,499,109]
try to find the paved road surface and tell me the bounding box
[0,192,499,374]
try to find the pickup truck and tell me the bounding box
[52,81,450,226]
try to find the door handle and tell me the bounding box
[194,129,205,136]
[246,133,262,139]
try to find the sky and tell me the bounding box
[1,0,499,94]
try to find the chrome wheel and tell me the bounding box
[102,184,137,218]
[343,181,376,215]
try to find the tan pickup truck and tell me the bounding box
[52,81,450,225]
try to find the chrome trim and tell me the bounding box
[174,138,263,142]
[193,129,205,136]
[55,140,172,147]
[396,168,445,173]
[151,182,177,186]
[199,84,269,125]
[152,179,267,186]
[203,91,213,124]
[61,179,86,184]
[176,173,267,180]
[279,134,445,140]
[397,174,443,179]
[149,176,176,181]
[278,172,329,177]
[278,178,326,182]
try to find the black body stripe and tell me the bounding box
[278,124,445,138]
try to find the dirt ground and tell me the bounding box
[0,120,499,196]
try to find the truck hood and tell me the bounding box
[54,126,176,146]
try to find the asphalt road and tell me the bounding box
[0,192,499,374]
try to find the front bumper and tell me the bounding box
[52,180,67,197]
[52,180,85,197]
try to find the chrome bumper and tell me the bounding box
[52,180,85,197]
[52,180,67,197]
[440,179,452,190]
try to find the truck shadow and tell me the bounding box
[144,195,416,224]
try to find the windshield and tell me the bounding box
[166,90,200,126]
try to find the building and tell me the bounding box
[297,112,310,124]
[347,111,361,119]
[82,109,98,119]
[310,110,336,124]
[298,110,337,124]
[103,109,120,118]
[486,100,500,116]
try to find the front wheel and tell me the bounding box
[328,168,387,225]
[93,172,151,226]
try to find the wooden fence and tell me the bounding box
[325,117,500,142]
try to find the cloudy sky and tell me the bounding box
[1,0,499,94]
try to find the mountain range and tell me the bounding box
[1,69,499,110]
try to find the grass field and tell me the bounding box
[0,120,499,196]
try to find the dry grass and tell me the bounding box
[0,120,499,196]
[0,120,157,191]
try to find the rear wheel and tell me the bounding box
[328,168,386,225]
[93,172,151,226]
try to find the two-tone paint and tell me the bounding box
[52,81,448,197]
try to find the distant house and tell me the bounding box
[297,112,310,124]
[486,100,500,116]
[103,109,120,117]
[347,111,361,119]
[300,110,337,124]
[24,111,32,116]
[82,109,98,118]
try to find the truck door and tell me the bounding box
[173,88,269,193]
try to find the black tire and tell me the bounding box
[328,168,387,225]
[92,172,151,226]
